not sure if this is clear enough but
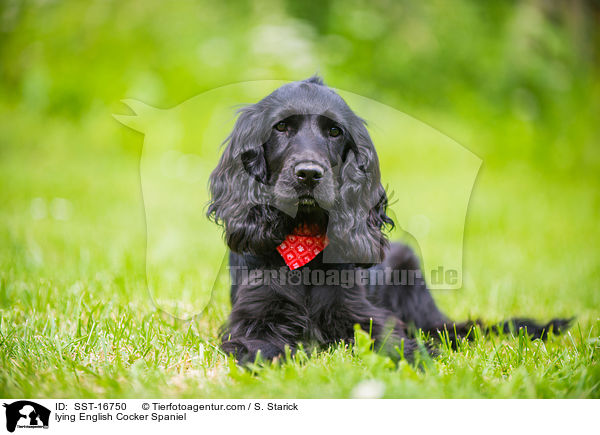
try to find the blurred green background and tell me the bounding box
[1,0,599,398]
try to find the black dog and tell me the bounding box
[208,76,569,364]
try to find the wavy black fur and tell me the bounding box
[208,76,571,364]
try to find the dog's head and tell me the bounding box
[208,76,393,265]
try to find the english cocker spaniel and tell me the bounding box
[208,76,569,364]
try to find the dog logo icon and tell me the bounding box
[2,401,50,432]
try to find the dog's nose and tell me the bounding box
[294,162,324,186]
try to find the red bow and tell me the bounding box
[277,224,329,270]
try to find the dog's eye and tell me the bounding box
[328,126,342,137]
[274,121,287,132]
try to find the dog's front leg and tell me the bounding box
[221,282,305,365]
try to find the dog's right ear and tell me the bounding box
[241,146,267,183]
[207,106,283,254]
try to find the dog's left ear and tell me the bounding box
[207,106,285,254]
[326,118,393,266]
[349,119,394,231]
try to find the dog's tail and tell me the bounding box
[495,317,574,339]
[433,317,574,346]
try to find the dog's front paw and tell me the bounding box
[221,338,285,365]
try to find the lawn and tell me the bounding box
[1,0,599,399]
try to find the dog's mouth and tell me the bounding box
[298,195,317,207]
[293,200,329,236]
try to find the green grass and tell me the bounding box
[1,111,599,398]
